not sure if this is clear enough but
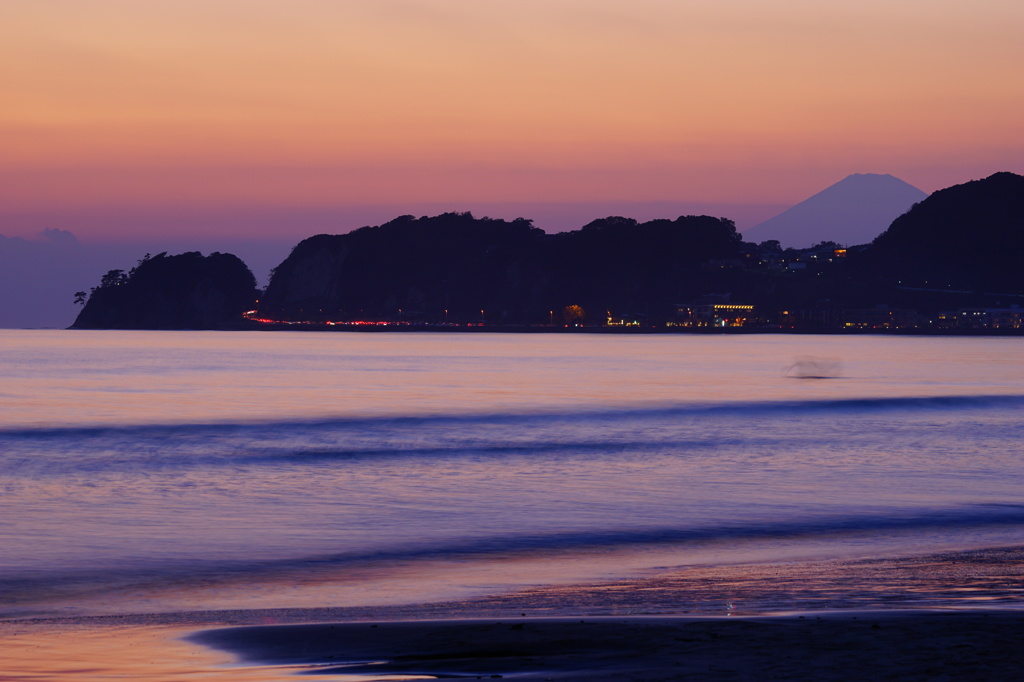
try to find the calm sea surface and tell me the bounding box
[2,329,1024,618]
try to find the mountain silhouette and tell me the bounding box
[744,173,927,248]
[865,171,1024,294]
[66,173,1024,330]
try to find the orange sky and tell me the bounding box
[2,0,1022,238]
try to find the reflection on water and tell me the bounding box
[0,624,269,682]
[465,546,1024,618]
[4,545,1024,680]
[3,330,1023,428]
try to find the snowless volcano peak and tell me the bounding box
[744,174,928,248]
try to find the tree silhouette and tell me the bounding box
[259,212,744,325]
[562,304,585,325]
[72,252,258,329]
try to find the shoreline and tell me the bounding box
[4,545,1024,679]
[129,321,1024,336]
[6,610,1023,681]
[190,611,1024,680]
[6,544,1024,626]
[58,321,1024,336]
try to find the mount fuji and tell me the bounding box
[743,173,928,247]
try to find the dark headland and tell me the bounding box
[71,250,258,330]
[71,172,1024,332]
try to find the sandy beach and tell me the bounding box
[5,610,1024,681]
[3,546,1024,680]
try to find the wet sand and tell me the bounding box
[193,612,1024,681]
[4,546,1024,680]
[5,611,1023,681]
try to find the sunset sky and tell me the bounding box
[2,0,1022,244]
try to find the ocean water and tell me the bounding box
[2,329,1024,619]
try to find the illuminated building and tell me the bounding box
[673,300,754,328]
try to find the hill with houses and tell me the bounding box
[72,172,1024,332]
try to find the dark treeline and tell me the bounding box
[72,251,258,329]
[258,213,745,325]
[72,172,1024,330]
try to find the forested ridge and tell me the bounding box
[72,172,1024,330]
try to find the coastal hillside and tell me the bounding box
[260,213,547,325]
[72,251,258,329]
[258,212,743,325]
[867,172,1024,294]
[69,172,1024,330]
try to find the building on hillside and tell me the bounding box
[949,307,1023,329]
[672,296,754,328]
[779,308,844,329]
[840,306,920,329]
[606,311,646,327]
[780,305,920,329]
